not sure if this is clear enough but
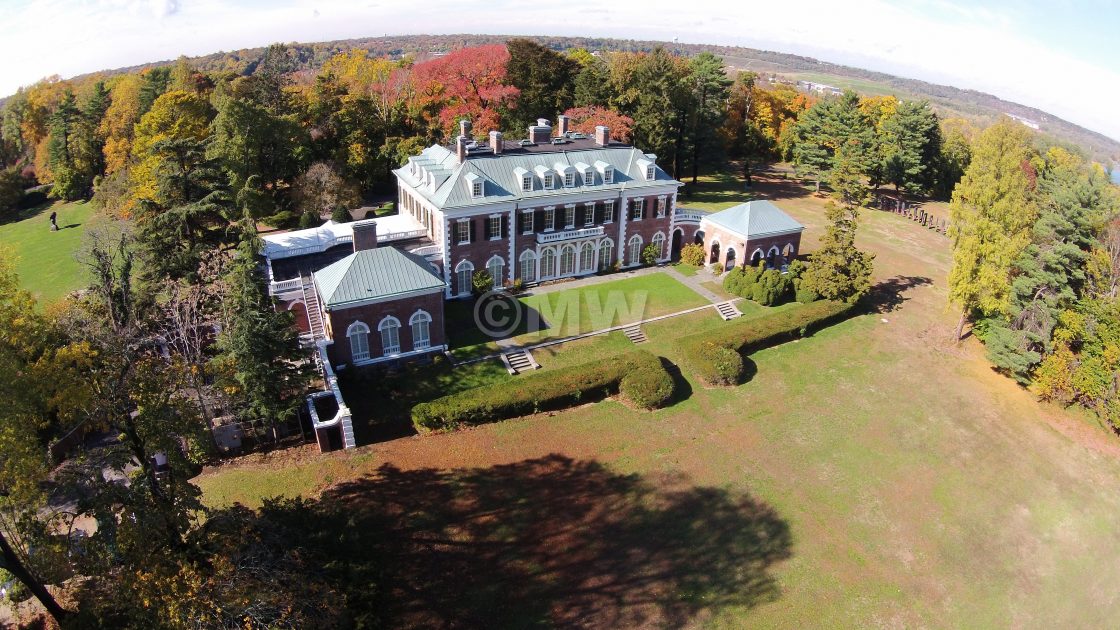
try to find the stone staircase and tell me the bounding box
[714,301,743,321]
[622,324,648,344]
[501,348,540,375]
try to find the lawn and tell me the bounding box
[0,200,94,305]
[193,167,1120,628]
[446,271,709,357]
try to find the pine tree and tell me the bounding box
[879,99,941,198]
[801,202,875,303]
[506,39,579,131]
[213,222,312,444]
[46,90,81,199]
[686,52,731,185]
[948,118,1038,340]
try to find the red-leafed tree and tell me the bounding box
[410,45,519,139]
[562,106,635,143]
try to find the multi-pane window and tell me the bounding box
[487,257,504,289]
[521,211,534,235]
[472,181,483,197]
[560,246,575,275]
[348,322,370,362]
[583,171,593,186]
[645,165,655,180]
[488,215,502,239]
[603,168,613,184]
[544,173,554,188]
[456,220,470,244]
[410,311,431,350]
[521,175,532,191]
[540,248,556,277]
[544,208,555,231]
[628,236,642,265]
[598,241,614,270]
[564,205,575,228]
[603,201,615,223]
[520,251,536,282]
[656,197,666,218]
[632,199,645,221]
[652,233,665,259]
[580,243,594,272]
[379,317,400,356]
[584,203,595,227]
[564,172,575,187]
[456,262,473,296]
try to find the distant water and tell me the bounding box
[1113,169,1120,185]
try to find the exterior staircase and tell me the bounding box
[715,301,743,321]
[501,349,540,375]
[301,277,326,343]
[623,324,648,344]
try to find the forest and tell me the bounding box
[0,38,1118,627]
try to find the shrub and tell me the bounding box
[722,267,745,295]
[411,350,674,432]
[679,243,705,266]
[330,206,352,223]
[298,211,319,228]
[750,269,792,306]
[709,263,724,275]
[795,285,819,303]
[471,270,494,296]
[641,243,660,266]
[506,278,526,294]
[619,363,675,409]
[676,300,854,386]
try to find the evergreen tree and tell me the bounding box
[948,118,1038,340]
[829,141,871,208]
[878,99,941,197]
[801,202,875,303]
[46,90,81,199]
[572,56,612,108]
[213,223,312,444]
[137,66,172,117]
[686,52,731,185]
[506,39,579,131]
[609,49,691,178]
[790,90,875,194]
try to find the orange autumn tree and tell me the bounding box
[562,106,634,142]
[410,45,519,139]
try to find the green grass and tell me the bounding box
[671,262,700,277]
[0,200,93,305]
[196,166,1120,627]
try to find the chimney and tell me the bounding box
[458,118,472,141]
[352,219,378,252]
[594,125,610,146]
[529,119,552,144]
[557,115,570,136]
[489,130,503,154]
[456,136,467,163]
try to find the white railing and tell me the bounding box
[270,234,353,260]
[378,228,429,242]
[409,244,442,257]
[674,208,707,223]
[536,225,605,244]
[269,278,303,295]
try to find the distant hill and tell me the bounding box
[40,33,1120,166]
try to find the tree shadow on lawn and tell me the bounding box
[862,275,933,314]
[445,294,550,357]
[288,454,792,628]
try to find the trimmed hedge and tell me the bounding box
[412,350,675,432]
[677,300,855,386]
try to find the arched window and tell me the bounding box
[454,260,474,296]
[519,250,537,282]
[540,247,556,278]
[628,235,643,266]
[346,321,370,362]
[378,316,401,356]
[409,310,432,351]
[651,232,666,261]
[580,242,595,272]
[560,245,576,276]
[486,256,504,290]
[598,239,614,270]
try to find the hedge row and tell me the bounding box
[412,350,675,433]
[676,300,855,386]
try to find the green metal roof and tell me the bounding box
[704,201,805,239]
[314,247,444,308]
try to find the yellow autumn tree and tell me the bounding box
[127,90,213,211]
[100,73,143,174]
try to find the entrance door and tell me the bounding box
[670,229,683,261]
[710,242,720,264]
[725,247,736,271]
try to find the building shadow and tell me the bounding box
[258,454,792,628]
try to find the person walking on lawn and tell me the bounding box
[49,210,58,231]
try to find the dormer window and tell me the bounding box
[544,173,555,188]
[465,172,483,198]
[646,165,655,180]
[564,172,575,187]
[522,175,532,191]
[603,167,613,184]
[583,171,594,185]
[636,158,655,181]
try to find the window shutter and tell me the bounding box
[502,215,508,239]
[535,209,544,232]
[575,205,584,228]
[469,218,476,243]
[592,203,601,224]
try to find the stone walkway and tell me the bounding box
[663,266,727,304]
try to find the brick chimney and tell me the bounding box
[529,119,551,144]
[489,130,503,154]
[459,118,472,140]
[594,125,610,146]
[352,219,378,252]
[456,136,468,163]
[557,114,570,136]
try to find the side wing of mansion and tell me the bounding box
[394,118,684,297]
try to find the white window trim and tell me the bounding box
[652,231,666,260]
[521,174,532,192]
[645,165,655,180]
[628,235,643,266]
[603,167,614,184]
[409,310,432,351]
[604,200,615,224]
[656,196,667,218]
[544,173,555,188]
[455,259,475,296]
[544,206,555,232]
[632,198,644,221]
[519,249,537,282]
[346,321,371,362]
[486,255,505,289]
[564,204,576,229]
[521,209,534,235]
[488,214,502,241]
[377,315,401,356]
[456,219,470,245]
[540,247,557,279]
[584,202,595,227]
[564,172,575,188]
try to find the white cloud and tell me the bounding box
[2,0,1117,142]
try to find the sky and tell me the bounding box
[1,0,1119,143]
